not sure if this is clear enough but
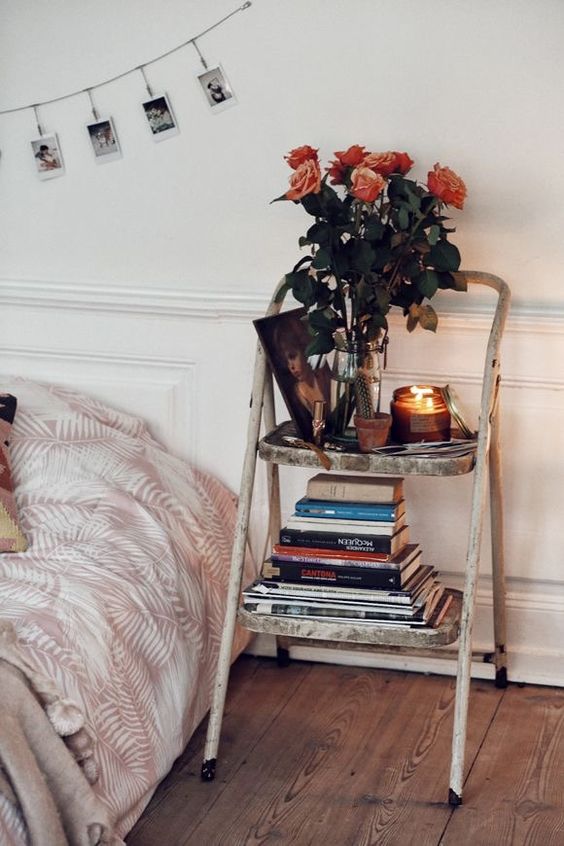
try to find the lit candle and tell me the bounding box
[390,385,451,443]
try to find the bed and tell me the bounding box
[0,377,256,844]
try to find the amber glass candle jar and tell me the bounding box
[390,385,451,443]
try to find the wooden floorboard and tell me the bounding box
[127,657,564,845]
[441,685,564,846]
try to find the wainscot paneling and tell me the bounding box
[1,277,563,686]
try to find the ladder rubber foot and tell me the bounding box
[201,758,217,781]
[448,788,462,806]
[276,647,291,668]
[495,666,508,689]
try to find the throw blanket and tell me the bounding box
[0,622,114,845]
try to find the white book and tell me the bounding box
[284,513,406,536]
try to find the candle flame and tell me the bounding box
[410,385,433,403]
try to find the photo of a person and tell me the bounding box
[86,117,122,163]
[141,94,179,141]
[254,308,331,441]
[30,134,65,180]
[197,65,237,113]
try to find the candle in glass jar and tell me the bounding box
[390,385,451,443]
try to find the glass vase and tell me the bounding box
[326,332,382,439]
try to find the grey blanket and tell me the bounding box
[0,621,115,845]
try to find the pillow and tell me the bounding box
[0,394,27,552]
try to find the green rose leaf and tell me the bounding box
[416,269,439,299]
[365,216,385,240]
[312,248,331,270]
[308,307,338,332]
[428,239,461,272]
[427,225,440,246]
[350,240,375,274]
[307,222,333,247]
[298,236,311,248]
[306,329,335,356]
[286,269,317,307]
[397,205,410,230]
[300,192,326,217]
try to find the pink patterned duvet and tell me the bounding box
[0,378,254,843]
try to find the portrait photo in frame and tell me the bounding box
[86,117,122,163]
[30,134,65,180]
[253,308,331,442]
[196,65,237,114]
[141,93,179,142]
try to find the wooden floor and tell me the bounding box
[128,656,564,846]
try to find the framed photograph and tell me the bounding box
[30,134,64,180]
[141,93,179,142]
[86,117,122,163]
[253,308,332,441]
[196,65,237,114]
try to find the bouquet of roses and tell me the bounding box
[273,143,467,355]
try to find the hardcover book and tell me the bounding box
[278,523,409,556]
[306,473,404,504]
[262,554,421,590]
[271,541,421,571]
[294,497,406,522]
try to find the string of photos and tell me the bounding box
[1,2,252,181]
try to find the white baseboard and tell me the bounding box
[244,579,564,687]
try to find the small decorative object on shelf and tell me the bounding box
[354,412,392,452]
[272,144,468,437]
[390,385,451,443]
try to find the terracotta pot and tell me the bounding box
[354,412,392,453]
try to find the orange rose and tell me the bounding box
[427,163,467,209]
[334,144,366,167]
[285,145,319,170]
[286,159,322,201]
[350,167,386,203]
[326,159,347,185]
[363,151,414,177]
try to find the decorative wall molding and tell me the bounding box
[2,277,564,327]
[0,344,197,461]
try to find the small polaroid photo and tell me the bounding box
[141,93,179,142]
[86,117,122,163]
[197,65,237,114]
[30,134,65,180]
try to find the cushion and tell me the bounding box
[0,395,27,552]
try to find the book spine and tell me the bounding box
[263,560,403,589]
[306,479,402,503]
[279,528,403,555]
[244,602,417,623]
[285,517,399,535]
[271,552,397,570]
[295,500,402,521]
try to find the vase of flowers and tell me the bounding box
[273,144,467,437]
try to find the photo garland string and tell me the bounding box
[12,1,251,181]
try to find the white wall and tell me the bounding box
[1,1,563,685]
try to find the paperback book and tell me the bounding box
[249,564,435,607]
[285,513,406,536]
[242,600,427,626]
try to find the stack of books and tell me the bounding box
[243,473,452,630]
